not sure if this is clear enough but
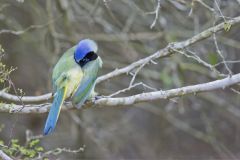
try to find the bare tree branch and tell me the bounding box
[0,73,239,113]
[0,16,240,113]
[0,19,58,35]
[147,0,161,29]
[96,15,240,83]
[0,150,13,160]
[0,91,52,103]
[96,73,240,106]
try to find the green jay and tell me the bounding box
[44,39,102,135]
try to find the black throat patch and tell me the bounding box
[77,52,98,67]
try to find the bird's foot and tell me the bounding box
[94,95,108,101]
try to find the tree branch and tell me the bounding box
[0,19,58,36]
[96,73,240,106]
[0,16,240,111]
[0,150,13,160]
[0,73,239,114]
[0,92,52,104]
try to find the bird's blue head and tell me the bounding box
[74,39,98,67]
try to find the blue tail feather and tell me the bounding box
[44,87,66,135]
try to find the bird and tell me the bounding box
[43,39,102,135]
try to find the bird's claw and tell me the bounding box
[93,95,107,101]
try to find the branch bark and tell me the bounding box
[96,73,240,106]
[0,16,240,113]
[0,73,239,114]
[0,150,13,160]
[1,16,240,104]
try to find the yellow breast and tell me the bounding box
[64,66,83,98]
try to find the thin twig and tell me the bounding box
[213,30,232,75]
[108,82,157,97]
[147,0,161,29]
[0,18,58,35]
[196,0,215,12]
[214,0,226,22]
[129,63,147,86]
[213,60,240,67]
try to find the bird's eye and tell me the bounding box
[82,58,89,62]
[86,52,98,61]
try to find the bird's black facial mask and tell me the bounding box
[77,52,98,67]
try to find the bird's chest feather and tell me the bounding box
[55,66,83,97]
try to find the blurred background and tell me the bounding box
[0,0,240,159]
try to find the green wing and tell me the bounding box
[72,57,102,108]
[72,74,97,108]
[52,46,77,92]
